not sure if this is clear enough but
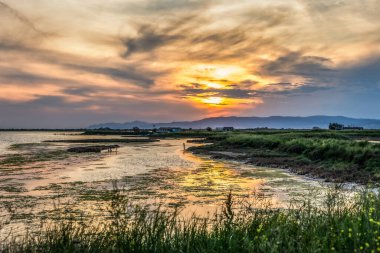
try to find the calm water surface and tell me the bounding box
[0,131,355,235]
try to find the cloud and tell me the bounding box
[119,6,289,62]
[262,83,333,96]
[1,0,380,127]
[0,66,79,85]
[0,94,206,128]
[261,51,333,77]
[143,0,209,12]
[106,0,210,16]
[182,87,255,100]
[0,40,163,88]
[336,57,380,90]
[0,1,45,35]
[122,24,182,57]
[63,64,161,88]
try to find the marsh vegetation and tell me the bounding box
[189,130,380,184]
[1,187,380,253]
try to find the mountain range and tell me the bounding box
[88,116,380,130]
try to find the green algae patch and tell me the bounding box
[0,150,69,166]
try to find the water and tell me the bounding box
[0,131,354,235]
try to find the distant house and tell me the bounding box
[216,127,234,131]
[157,127,183,133]
[343,126,364,130]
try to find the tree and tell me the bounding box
[329,123,344,130]
[132,127,140,133]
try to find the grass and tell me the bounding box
[188,131,380,183]
[223,134,380,170]
[1,187,380,252]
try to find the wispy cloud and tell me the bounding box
[0,1,46,35]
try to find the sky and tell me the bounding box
[0,0,380,128]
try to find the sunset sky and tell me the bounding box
[1,0,380,128]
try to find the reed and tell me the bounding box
[2,188,380,253]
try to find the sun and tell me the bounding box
[176,63,263,109]
[203,81,223,89]
[212,66,242,79]
[202,96,224,105]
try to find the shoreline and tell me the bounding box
[189,146,376,185]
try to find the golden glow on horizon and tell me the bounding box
[204,82,223,89]
[176,64,263,109]
[212,65,243,79]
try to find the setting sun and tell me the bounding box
[202,96,224,105]
[176,63,262,110]
[212,66,244,79]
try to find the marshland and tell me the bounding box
[0,129,380,252]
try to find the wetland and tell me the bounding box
[1,130,379,252]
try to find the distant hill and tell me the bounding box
[88,116,380,130]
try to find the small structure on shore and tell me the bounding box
[343,126,364,130]
[215,127,234,131]
[157,127,183,133]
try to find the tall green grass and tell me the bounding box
[217,134,380,172]
[2,188,380,253]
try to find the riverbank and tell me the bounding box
[191,148,373,184]
[187,131,380,185]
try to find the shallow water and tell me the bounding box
[0,132,354,235]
